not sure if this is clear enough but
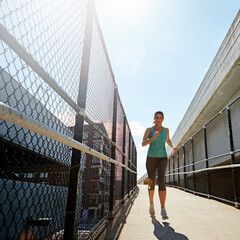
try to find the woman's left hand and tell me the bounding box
[173,147,178,152]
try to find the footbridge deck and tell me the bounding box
[102,185,240,240]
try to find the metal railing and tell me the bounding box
[0,0,137,239]
[166,96,240,208]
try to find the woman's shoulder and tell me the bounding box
[146,126,153,132]
[143,127,153,138]
[163,127,169,132]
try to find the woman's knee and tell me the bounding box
[148,178,156,190]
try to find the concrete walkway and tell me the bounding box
[102,185,240,240]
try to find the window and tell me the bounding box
[83,131,88,140]
[93,131,100,139]
[91,168,99,177]
[93,141,102,151]
[89,195,99,206]
[90,181,99,191]
[92,156,100,164]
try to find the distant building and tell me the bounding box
[77,123,111,226]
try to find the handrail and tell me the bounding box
[168,151,235,173]
[0,101,137,174]
[166,163,240,176]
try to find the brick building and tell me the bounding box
[80,123,111,224]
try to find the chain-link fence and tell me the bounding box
[166,96,240,208]
[0,0,137,239]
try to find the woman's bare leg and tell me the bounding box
[148,178,155,204]
[148,190,155,204]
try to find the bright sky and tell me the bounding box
[95,0,240,179]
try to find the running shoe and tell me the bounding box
[161,208,169,220]
[149,203,155,216]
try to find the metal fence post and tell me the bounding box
[203,126,210,198]
[168,156,171,185]
[183,145,186,190]
[121,116,126,203]
[130,143,133,193]
[131,140,134,192]
[128,133,132,197]
[172,155,175,186]
[64,0,94,238]
[177,151,180,188]
[135,146,137,189]
[129,141,131,194]
[227,107,239,208]
[108,86,118,219]
[191,138,196,194]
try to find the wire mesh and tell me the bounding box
[165,157,170,184]
[184,140,194,191]
[128,134,133,194]
[133,145,137,188]
[169,156,174,184]
[166,96,240,207]
[114,95,124,206]
[206,110,230,167]
[129,139,135,192]
[173,152,178,186]
[124,123,130,196]
[0,1,85,237]
[230,98,240,160]
[209,168,235,202]
[85,20,114,138]
[229,98,240,204]
[192,128,205,171]
[79,145,111,230]
[0,0,87,104]
[178,147,184,188]
[0,0,137,239]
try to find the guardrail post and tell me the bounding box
[130,143,133,193]
[177,151,180,188]
[108,86,118,219]
[64,0,94,238]
[131,141,135,192]
[135,147,137,189]
[183,145,186,191]
[128,133,132,197]
[227,107,239,208]
[203,126,210,198]
[121,116,126,203]
[129,141,132,194]
[172,155,175,186]
[168,156,171,185]
[191,138,196,194]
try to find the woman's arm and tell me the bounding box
[166,128,178,152]
[142,128,159,147]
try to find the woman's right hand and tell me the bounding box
[153,131,160,139]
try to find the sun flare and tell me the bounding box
[101,0,147,20]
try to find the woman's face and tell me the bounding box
[154,113,164,124]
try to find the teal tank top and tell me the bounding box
[147,126,167,158]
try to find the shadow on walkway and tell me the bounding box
[151,216,189,240]
[99,188,139,240]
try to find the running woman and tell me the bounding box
[142,111,177,219]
